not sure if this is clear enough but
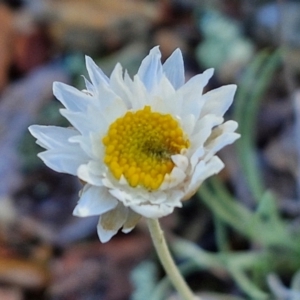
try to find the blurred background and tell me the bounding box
[1,0,300,299]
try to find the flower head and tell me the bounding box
[29,47,240,242]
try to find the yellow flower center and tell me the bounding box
[102,106,189,190]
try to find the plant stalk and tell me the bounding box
[147,218,198,300]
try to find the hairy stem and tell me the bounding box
[147,218,198,300]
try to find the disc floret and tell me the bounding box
[103,106,189,190]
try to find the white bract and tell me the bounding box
[29,47,240,243]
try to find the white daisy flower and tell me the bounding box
[29,47,240,243]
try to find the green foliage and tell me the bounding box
[234,50,281,202]
[131,260,158,300]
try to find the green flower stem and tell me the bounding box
[147,218,198,300]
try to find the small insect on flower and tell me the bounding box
[29,46,240,242]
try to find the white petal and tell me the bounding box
[137,46,163,92]
[181,114,196,137]
[130,75,151,109]
[38,148,88,175]
[163,48,185,89]
[122,209,141,233]
[149,191,168,204]
[90,132,105,161]
[167,189,185,207]
[204,121,240,161]
[205,132,240,162]
[69,135,94,158]
[200,84,237,118]
[184,156,224,200]
[124,70,133,87]
[97,222,117,243]
[60,106,110,136]
[82,76,94,93]
[59,109,95,136]
[97,204,128,243]
[77,164,103,186]
[29,125,78,150]
[122,228,133,234]
[150,76,177,115]
[109,188,127,203]
[160,167,186,190]
[109,63,132,108]
[107,184,143,206]
[73,185,118,217]
[53,82,92,112]
[189,146,205,174]
[99,93,128,124]
[190,115,224,151]
[85,55,109,88]
[176,69,214,119]
[102,176,115,189]
[87,160,107,176]
[92,81,121,111]
[108,185,167,207]
[130,203,174,219]
[172,154,189,172]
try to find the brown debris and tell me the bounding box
[0,4,14,93]
[0,258,49,289]
[50,232,152,300]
